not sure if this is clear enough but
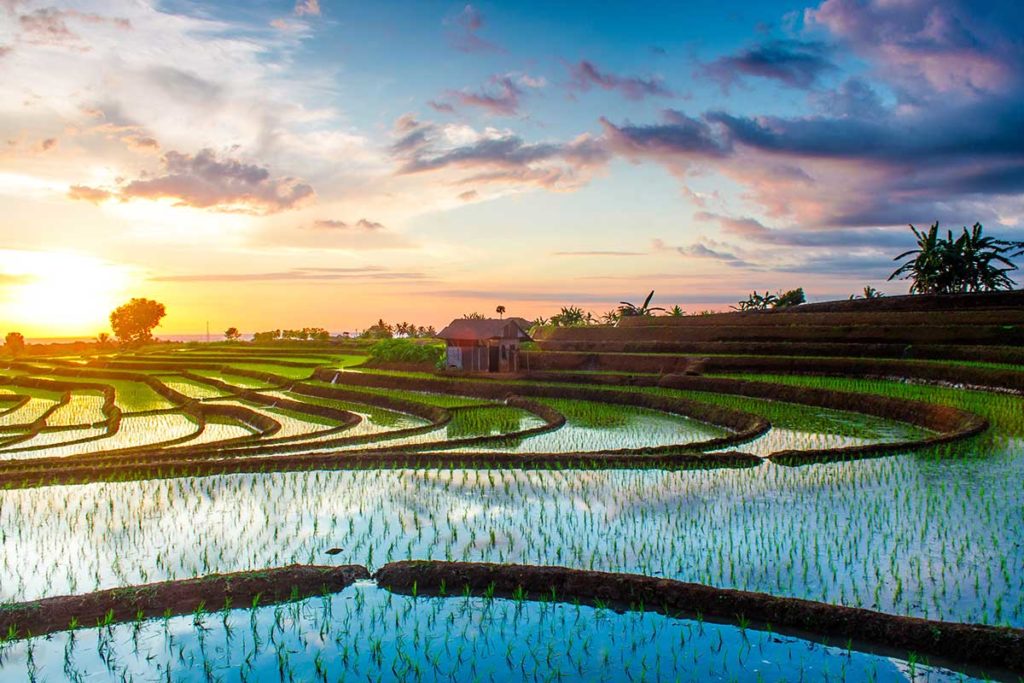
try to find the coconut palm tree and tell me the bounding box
[890,222,1022,294]
[618,290,665,317]
[495,305,506,319]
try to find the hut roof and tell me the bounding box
[437,318,532,342]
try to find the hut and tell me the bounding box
[437,318,531,373]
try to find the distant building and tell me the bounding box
[437,318,532,373]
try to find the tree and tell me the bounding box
[850,286,883,300]
[109,298,166,346]
[4,332,25,356]
[668,305,685,317]
[618,291,664,317]
[733,291,778,311]
[360,319,393,339]
[889,222,1023,294]
[253,329,281,343]
[774,287,805,308]
[550,306,589,327]
[224,327,241,341]
[599,309,620,325]
[495,305,506,319]
[462,312,486,320]
[95,332,113,349]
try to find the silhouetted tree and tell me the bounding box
[224,327,241,341]
[495,305,506,319]
[889,222,1023,293]
[850,286,883,300]
[733,291,778,311]
[618,291,664,317]
[774,287,805,308]
[110,298,166,346]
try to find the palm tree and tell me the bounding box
[890,222,1022,293]
[495,305,506,319]
[732,291,778,311]
[668,305,684,316]
[599,309,620,325]
[618,290,665,317]
[889,223,945,294]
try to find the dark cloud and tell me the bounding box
[600,110,731,159]
[702,40,837,90]
[69,149,314,215]
[810,78,885,119]
[696,211,916,249]
[806,0,1024,102]
[390,115,609,191]
[568,60,674,100]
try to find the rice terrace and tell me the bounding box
[3,1,1024,681]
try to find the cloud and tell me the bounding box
[15,7,130,49]
[653,238,751,267]
[67,185,113,204]
[152,266,427,283]
[390,116,610,192]
[805,0,1023,101]
[600,110,731,161]
[457,190,478,201]
[294,0,320,17]
[702,40,836,90]
[447,4,502,53]
[443,76,523,116]
[810,78,885,119]
[567,60,674,100]
[69,149,315,215]
[552,250,646,257]
[312,218,386,231]
[695,211,916,249]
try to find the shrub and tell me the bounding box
[369,338,443,366]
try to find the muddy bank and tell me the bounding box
[375,561,1024,676]
[0,564,369,640]
[0,449,761,489]
[523,351,1024,393]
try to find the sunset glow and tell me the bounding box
[0,0,1021,337]
[0,251,133,336]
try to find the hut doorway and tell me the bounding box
[488,345,499,372]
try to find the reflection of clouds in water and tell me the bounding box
[1,456,1021,629]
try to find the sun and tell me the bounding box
[0,251,133,337]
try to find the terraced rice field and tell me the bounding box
[0,340,1021,681]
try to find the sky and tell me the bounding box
[1,0,1022,337]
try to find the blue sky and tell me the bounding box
[0,0,1022,334]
